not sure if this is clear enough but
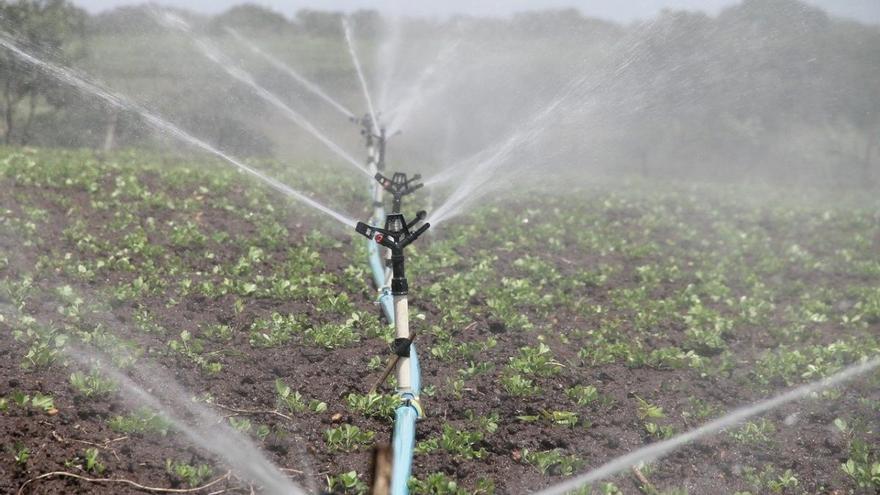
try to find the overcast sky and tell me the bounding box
[73,0,880,24]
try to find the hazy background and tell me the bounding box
[1,0,878,188]
[72,0,880,24]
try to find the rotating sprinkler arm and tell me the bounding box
[375,172,424,213]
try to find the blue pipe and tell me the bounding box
[367,238,395,324]
[368,191,395,325]
[391,345,421,495]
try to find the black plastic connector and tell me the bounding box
[391,338,412,358]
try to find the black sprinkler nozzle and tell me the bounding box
[354,211,430,296]
[375,172,424,213]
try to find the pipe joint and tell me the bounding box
[400,395,423,419]
[391,337,412,357]
[391,278,408,295]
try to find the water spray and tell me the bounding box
[536,356,880,495]
[343,18,379,133]
[0,32,357,229]
[153,10,369,177]
[355,211,430,495]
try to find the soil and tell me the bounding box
[1,160,878,495]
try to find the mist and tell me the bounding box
[1,0,878,494]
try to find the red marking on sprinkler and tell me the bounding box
[375,233,384,243]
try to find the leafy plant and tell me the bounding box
[416,425,486,459]
[324,424,375,452]
[70,368,117,397]
[508,343,562,377]
[83,447,105,474]
[275,379,306,413]
[326,470,368,495]
[248,313,302,348]
[634,396,665,420]
[11,443,29,466]
[346,392,401,419]
[108,408,172,436]
[166,459,214,488]
[729,419,775,445]
[522,449,583,476]
[501,373,540,397]
[566,385,599,406]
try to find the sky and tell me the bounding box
[73,0,880,25]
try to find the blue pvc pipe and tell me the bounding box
[367,193,395,324]
[367,238,395,324]
[391,345,421,495]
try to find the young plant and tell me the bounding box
[275,379,306,413]
[324,424,375,452]
[166,459,214,488]
[416,425,487,460]
[501,374,540,397]
[522,449,583,476]
[508,343,562,377]
[108,408,172,436]
[326,470,368,495]
[566,385,599,406]
[11,443,29,466]
[83,447,105,474]
[346,392,401,419]
[70,368,117,397]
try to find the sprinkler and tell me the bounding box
[375,172,423,214]
[351,113,387,173]
[355,211,429,495]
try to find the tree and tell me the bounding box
[295,9,343,38]
[0,0,86,145]
[210,4,290,35]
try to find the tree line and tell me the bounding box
[0,0,877,186]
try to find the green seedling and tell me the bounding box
[275,378,306,413]
[166,459,214,488]
[326,470,368,495]
[346,392,401,419]
[83,447,105,474]
[108,408,172,436]
[522,449,583,476]
[501,373,540,397]
[70,368,117,397]
[416,425,487,459]
[324,424,374,452]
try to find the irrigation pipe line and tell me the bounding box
[17,470,232,495]
[355,212,430,495]
[534,356,880,495]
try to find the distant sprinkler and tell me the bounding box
[352,112,390,173]
[375,172,423,214]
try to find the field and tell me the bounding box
[1,147,879,494]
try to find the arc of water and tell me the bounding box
[426,20,663,227]
[68,347,309,495]
[535,357,880,495]
[342,17,379,128]
[154,11,369,178]
[225,27,356,120]
[376,13,402,115]
[0,33,357,228]
[386,38,462,136]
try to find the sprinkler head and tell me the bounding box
[375,172,423,213]
[355,211,429,251]
[355,211,429,296]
